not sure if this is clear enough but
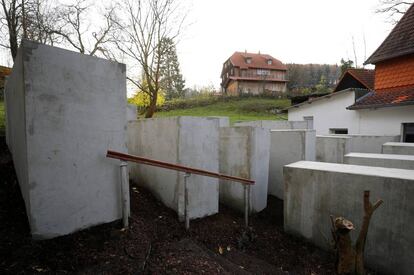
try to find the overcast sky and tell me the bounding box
[178,0,394,89]
[0,0,396,91]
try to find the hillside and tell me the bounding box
[156,97,290,124]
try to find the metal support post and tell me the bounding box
[184,172,191,230]
[244,184,250,227]
[120,161,129,228]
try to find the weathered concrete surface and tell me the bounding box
[316,135,351,163]
[284,161,414,275]
[344,152,414,169]
[5,40,127,239]
[382,142,414,155]
[268,130,315,199]
[126,104,137,121]
[234,120,309,130]
[219,126,270,213]
[316,135,400,163]
[127,116,219,220]
[208,116,230,127]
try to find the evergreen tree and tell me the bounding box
[158,37,186,99]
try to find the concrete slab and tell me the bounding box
[5,40,127,239]
[268,130,315,199]
[208,116,230,127]
[127,116,220,220]
[126,104,137,121]
[284,161,414,275]
[316,135,400,163]
[344,152,414,169]
[219,126,270,213]
[382,142,414,155]
[234,120,309,130]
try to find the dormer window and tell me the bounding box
[245,57,252,64]
[267,59,272,65]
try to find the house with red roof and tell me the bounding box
[288,3,414,141]
[220,52,288,95]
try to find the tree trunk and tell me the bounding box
[145,93,157,118]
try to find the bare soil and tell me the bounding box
[0,136,337,274]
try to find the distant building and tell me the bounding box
[288,3,414,140]
[220,52,288,95]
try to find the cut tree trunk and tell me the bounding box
[330,191,383,275]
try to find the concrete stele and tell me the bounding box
[127,116,220,221]
[344,152,414,169]
[316,135,351,163]
[5,40,127,239]
[219,126,270,213]
[382,142,414,155]
[268,129,316,199]
[284,161,414,275]
[234,120,309,130]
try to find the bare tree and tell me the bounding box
[51,0,118,56]
[113,0,187,118]
[376,0,413,24]
[0,0,21,60]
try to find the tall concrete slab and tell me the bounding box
[346,134,400,153]
[127,116,220,220]
[219,126,270,213]
[5,40,127,239]
[268,130,315,199]
[382,142,414,155]
[284,161,414,275]
[234,120,309,130]
[344,152,414,169]
[316,135,351,163]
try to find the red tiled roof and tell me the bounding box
[347,84,414,109]
[333,68,375,92]
[365,3,414,64]
[229,52,287,70]
[374,54,414,90]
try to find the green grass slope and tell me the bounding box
[156,98,290,124]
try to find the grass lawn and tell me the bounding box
[156,98,290,124]
[0,101,4,136]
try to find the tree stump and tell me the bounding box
[330,191,383,275]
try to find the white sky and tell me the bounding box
[0,0,396,90]
[178,0,394,89]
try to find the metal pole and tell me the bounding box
[184,172,191,230]
[120,161,129,228]
[244,184,250,227]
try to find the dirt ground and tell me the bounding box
[0,136,339,274]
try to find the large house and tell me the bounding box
[288,3,414,141]
[221,52,288,95]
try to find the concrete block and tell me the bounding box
[284,161,414,275]
[344,152,414,169]
[208,116,230,127]
[126,104,137,121]
[268,130,315,199]
[234,120,309,130]
[219,126,270,213]
[127,116,220,220]
[5,40,127,239]
[316,135,351,163]
[316,135,401,163]
[382,142,414,155]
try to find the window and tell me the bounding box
[402,123,414,142]
[245,57,252,64]
[257,69,270,75]
[329,128,348,135]
[267,59,272,65]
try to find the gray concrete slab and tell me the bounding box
[382,142,414,155]
[126,104,137,121]
[5,40,127,239]
[127,116,220,220]
[234,120,309,130]
[284,161,414,275]
[316,135,351,163]
[344,152,414,169]
[268,130,315,199]
[219,126,270,213]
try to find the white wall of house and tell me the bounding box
[358,105,414,135]
[288,91,414,136]
[288,91,359,135]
